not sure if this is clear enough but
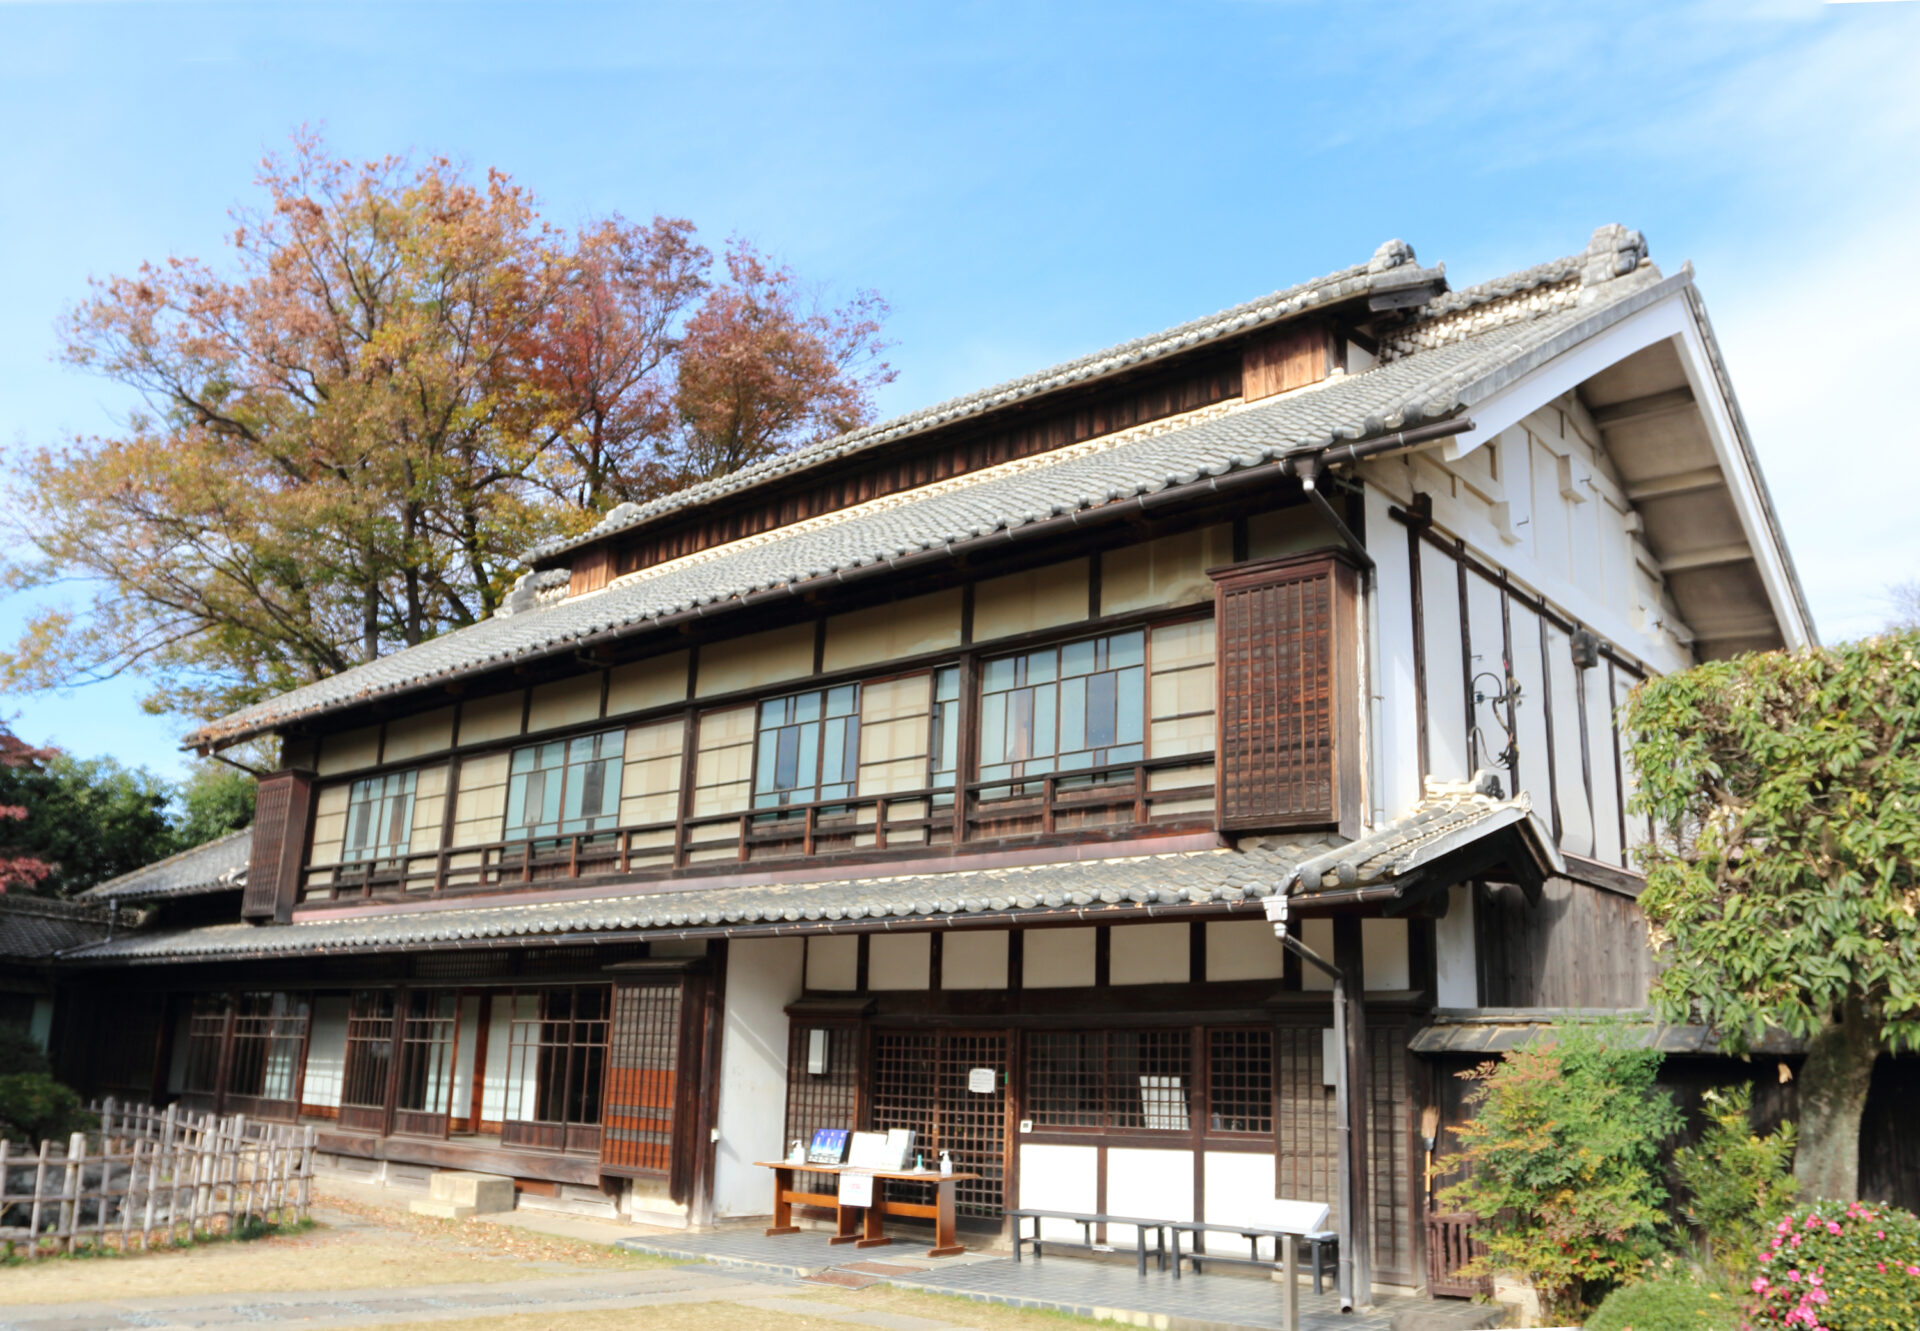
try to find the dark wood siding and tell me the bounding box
[1242,325,1334,401]
[605,357,1241,579]
[243,770,313,924]
[1210,550,1361,835]
[1474,876,1651,1008]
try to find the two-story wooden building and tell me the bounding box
[49,226,1816,1292]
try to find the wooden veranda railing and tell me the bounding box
[299,754,1217,906]
[0,1098,316,1258]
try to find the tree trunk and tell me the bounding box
[1793,997,1880,1201]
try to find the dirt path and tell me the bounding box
[0,1194,1107,1331]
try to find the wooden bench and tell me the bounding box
[1005,1208,1177,1277]
[1171,1220,1338,1291]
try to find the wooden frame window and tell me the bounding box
[501,985,610,1152]
[754,684,860,810]
[227,992,308,1108]
[979,629,1144,790]
[928,666,962,796]
[506,729,624,841]
[339,989,396,1132]
[344,770,417,865]
[1025,1027,1192,1132]
[394,990,459,1136]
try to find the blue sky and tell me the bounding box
[2,0,1917,780]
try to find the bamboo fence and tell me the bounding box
[0,1098,316,1258]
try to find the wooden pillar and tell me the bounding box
[689,940,729,1228]
[1334,917,1372,1305]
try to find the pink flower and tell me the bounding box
[1759,1251,1773,1264]
[1791,1234,1803,1247]
[1877,1230,1886,1239]
[1826,1221,1841,1234]
[1877,1263,1887,1273]
[1907,1264,1920,1276]
[1754,1277,1770,1293]
[1788,1269,1800,1282]
[1811,1290,1829,1305]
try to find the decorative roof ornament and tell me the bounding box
[1580,224,1649,295]
[1369,238,1416,273]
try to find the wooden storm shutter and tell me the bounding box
[243,769,315,924]
[600,959,712,1205]
[1210,549,1361,836]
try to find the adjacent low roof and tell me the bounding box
[1288,778,1563,897]
[64,837,1335,964]
[1411,1009,1804,1057]
[189,245,1692,749]
[0,894,115,961]
[80,829,252,904]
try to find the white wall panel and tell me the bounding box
[714,938,807,1219]
[1105,1148,1194,1245]
[302,996,349,1109]
[1435,885,1476,1007]
[1205,1151,1282,1259]
[1420,542,1468,783]
[1018,1143,1099,1240]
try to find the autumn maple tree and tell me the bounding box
[1,131,893,720]
[0,729,56,895]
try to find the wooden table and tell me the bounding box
[758,1161,981,1258]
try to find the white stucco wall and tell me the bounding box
[713,937,806,1219]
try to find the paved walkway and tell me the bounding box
[0,1266,986,1331]
[614,1229,1505,1331]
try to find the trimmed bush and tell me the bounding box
[0,1071,89,1143]
[1747,1200,1920,1331]
[1675,1084,1796,1279]
[1586,1274,1738,1331]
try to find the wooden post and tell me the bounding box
[1283,1232,1299,1331]
[28,1139,50,1258]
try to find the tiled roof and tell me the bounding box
[0,894,115,960]
[1286,776,1564,894]
[187,249,1685,749]
[521,241,1444,567]
[67,837,1337,964]
[79,829,252,903]
[1410,1009,1804,1057]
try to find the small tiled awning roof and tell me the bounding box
[1285,777,1564,905]
[1410,1009,1804,1057]
[79,828,252,904]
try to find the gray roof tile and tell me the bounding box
[188,262,1681,749]
[69,837,1336,964]
[0,894,115,960]
[80,829,252,903]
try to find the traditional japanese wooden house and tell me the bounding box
[44,226,1827,1293]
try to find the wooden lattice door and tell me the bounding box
[869,1030,1008,1219]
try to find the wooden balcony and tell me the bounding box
[299,754,1215,906]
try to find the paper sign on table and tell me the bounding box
[837,1170,874,1207]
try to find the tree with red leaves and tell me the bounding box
[0,729,56,895]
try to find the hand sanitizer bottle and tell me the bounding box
[939,1150,953,1177]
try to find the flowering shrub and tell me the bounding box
[1746,1200,1920,1331]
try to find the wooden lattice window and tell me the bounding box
[226,992,308,1117]
[784,1022,862,1197]
[1208,1027,1273,1135]
[1025,1028,1193,1132]
[1210,550,1360,835]
[339,989,396,1133]
[243,769,314,923]
[501,986,610,1154]
[600,981,684,1177]
[869,1030,1008,1219]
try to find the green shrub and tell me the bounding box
[0,1072,90,1143]
[1674,1084,1796,1279]
[1586,1274,1738,1331]
[1437,1020,1683,1322]
[1746,1200,1920,1331]
[0,1026,50,1077]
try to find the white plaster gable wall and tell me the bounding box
[1434,884,1477,1007]
[713,937,806,1219]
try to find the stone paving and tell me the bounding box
[614,1229,1505,1331]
